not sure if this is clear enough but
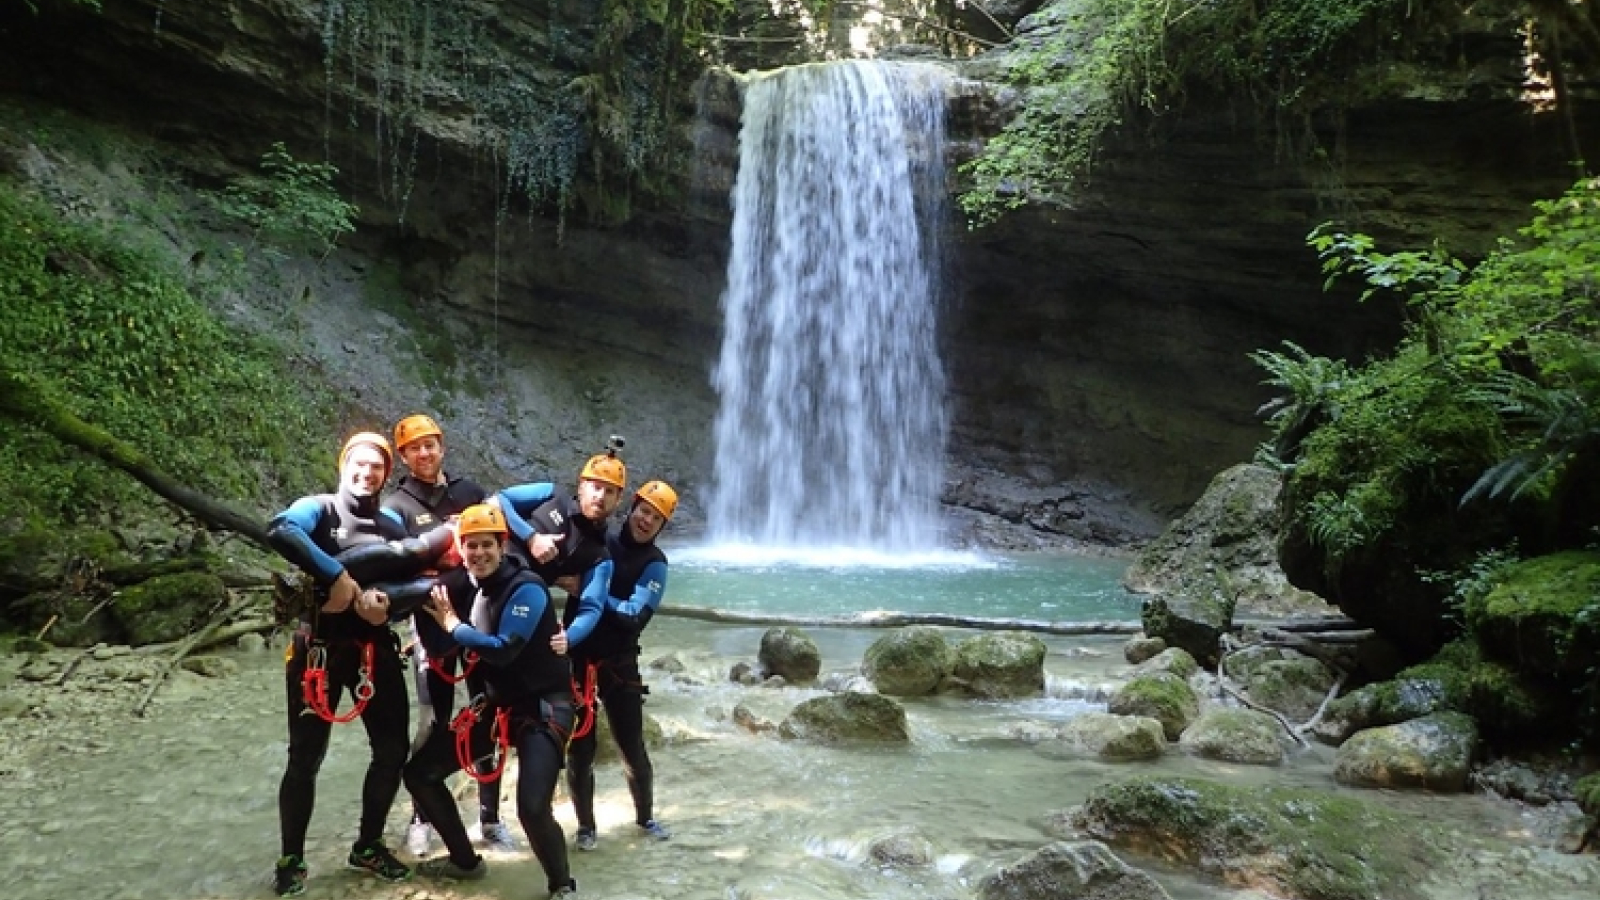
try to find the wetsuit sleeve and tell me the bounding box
[565,558,612,647]
[265,497,343,585]
[448,582,550,667]
[607,560,667,632]
[494,483,557,543]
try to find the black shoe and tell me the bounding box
[550,877,578,897]
[273,855,307,897]
[347,841,411,882]
[416,854,488,880]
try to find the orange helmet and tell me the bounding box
[635,480,678,520]
[579,436,627,489]
[339,432,393,475]
[456,504,508,538]
[393,414,443,450]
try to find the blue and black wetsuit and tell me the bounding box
[402,555,576,893]
[265,486,431,861]
[495,482,612,646]
[567,524,669,831]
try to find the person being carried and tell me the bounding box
[263,431,453,898]
[568,479,678,851]
[492,437,629,655]
[404,503,579,898]
[381,414,515,857]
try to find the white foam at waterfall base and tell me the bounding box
[709,60,951,553]
[673,542,993,570]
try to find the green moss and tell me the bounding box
[1075,776,1435,900]
[1374,640,1554,736]
[1576,771,1600,816]
[1109,672,1199,740]
[1466,551,1600,679]
[112,570,227,646]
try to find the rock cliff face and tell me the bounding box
[0,0,1592,538]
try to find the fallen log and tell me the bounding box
[0,367,270,549]
[659,605,1143,635]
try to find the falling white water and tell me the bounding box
[708,60,950,552]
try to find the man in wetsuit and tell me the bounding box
[568,479,678,851]
[264,432,453,897]
[405,503,579,898]
[381,414,515,857]
[492,439,627,656]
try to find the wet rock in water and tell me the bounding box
[731,703,775,734]
[1132,647,1198,681]
[863,626,952,696]
[1045,712,1166,762]
[91,644,131,661]
[236,632,267,653]
[19,660,59,683]
[761,674,788,688]
[1335,712,1479,792]
[179,655,238,679]
[1107,672,1198,741]
[729,661,761,685]
[758,626,821,684]
[1123,634,1166,665]
[1177,708,1286,765]
[1235,655,1337,722]
[649,652,687,674]
[867,830,936,868]
[1072,776,1438,900]
[977,840,1171,900]
[942,631,1046,699]
[778,693,909,743]
[1470,758,1574,806]
[1138,593,1232,668]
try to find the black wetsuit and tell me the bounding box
[567,524,669,831]
[402,557,576,892]
[266,487,426,859]
[382,472,494,820]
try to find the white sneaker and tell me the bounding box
[406,821,436,857]
[476,821,518,852]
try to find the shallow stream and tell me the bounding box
[0,554,1594,900]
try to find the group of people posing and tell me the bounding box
[263,415,677,898]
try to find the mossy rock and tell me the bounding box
[592,708,665,764]
[1334,712,1478,793]
[1133,646,1198,680]
[1465,551,1600,680]
[1140,592,1233,668]
[947,631,1046,699]
[864,626,953,696]
[1108,672,1199,740]
[778,692,909,743]
[758,626,821,684]
[1071,776,1438,900]
[1178,708,1285,765]
[1049,712,1167,762]
[113,570,227,646]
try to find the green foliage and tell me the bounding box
[211,142,358,258]
[960,0,1454,225]
[0,182,332,521]
[1250,339,1353,464]
[1273,177,1600,574]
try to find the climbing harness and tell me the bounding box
[569,660,601,740]
[299,640,375,724]
[451,694,511,784]
[427,647,479,685]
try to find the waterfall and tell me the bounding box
[708,61,950,552]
